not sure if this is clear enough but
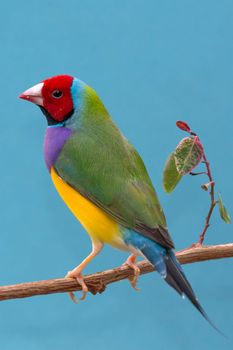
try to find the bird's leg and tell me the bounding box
[65,241,103,303]
[123,254,140,291]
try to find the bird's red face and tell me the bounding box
[19,75,74,124]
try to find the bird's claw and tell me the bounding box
[128,266,140,291]
[128,269,140,291]
[123,255,140,291]
[65,271,89,303]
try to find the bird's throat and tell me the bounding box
[39,106,74,126]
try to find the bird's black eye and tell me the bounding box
[51,90,63,99]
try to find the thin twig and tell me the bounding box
[197,153,217,245]
[0,243,232,301]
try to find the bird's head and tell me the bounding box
[19,75,79,126]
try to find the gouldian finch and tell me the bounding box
[19,75,212,325]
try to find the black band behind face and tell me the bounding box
[39,106,74,126]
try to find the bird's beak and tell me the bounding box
[19,82,44,106]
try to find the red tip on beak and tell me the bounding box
[19,93,31,101]
[19,82,44,106]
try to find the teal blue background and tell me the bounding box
[0,1,232,349]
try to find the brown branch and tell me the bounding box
[0,243,232,301]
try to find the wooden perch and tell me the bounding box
[0,243,233,301]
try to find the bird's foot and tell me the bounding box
[65,270,88,303]
[123,254,140,291]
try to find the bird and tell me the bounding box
[19,74,215,327]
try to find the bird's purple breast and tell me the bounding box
[44,127,72,171]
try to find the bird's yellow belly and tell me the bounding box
[50,167,128,250]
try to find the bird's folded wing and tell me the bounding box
[54,129,175,249]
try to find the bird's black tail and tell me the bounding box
[141,244,223,335]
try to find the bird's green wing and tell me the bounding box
[54,122,174,249]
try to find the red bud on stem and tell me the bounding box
[176,121,191,133]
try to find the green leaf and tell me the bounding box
[163,152,182,193]
[218,193,231,224]
[174,137,203,175]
